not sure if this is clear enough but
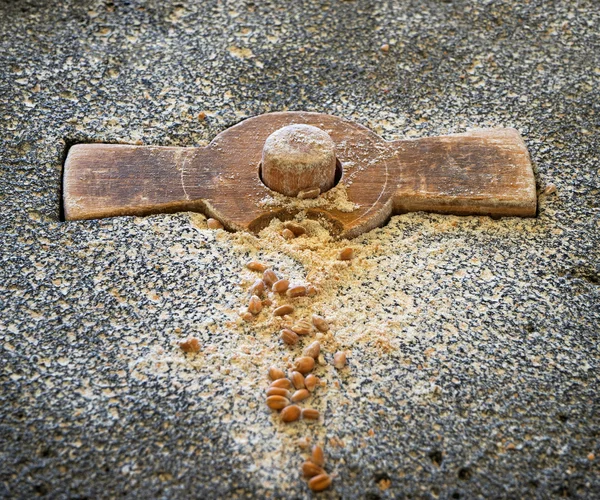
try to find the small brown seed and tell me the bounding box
[248,295,263,315]
[249,279,265,297]
[308,473,332,492]
[266,395,289,410]
[291,389,310,402]
[304,374,319,392]
[380,43,390,53]
[302,408,320,420]
[281,328,299,345]
[294,356,315,374]
[246,261,268,272]
[290,371,305,390]
[262,298,272,307]
[333,351,347,369]
[303,341,321,359]
[272,279,290,294]
[311,445,325,467]
[283,221,307,236]
[268,366,286,381]
[297,187,320,199]
[291,320,312,335]
[266,387,290,397]
[282,228,295,239]
[312,314,329,332]
[280,404,301,422]
[302,461,325,478]
[270,378,292,389]
[178,337,200,353]
[287,285,307,298]
[207,218,223,229]
[263,269,278,287]
[307,284,318,296]
[273,304,294,316]
[241,311,253,322]
[338,247,354,261]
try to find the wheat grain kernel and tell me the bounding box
[302,461,325,478]
[178,337,200,353]
[287,285,307,298]
[268,366,286,380]
[297,187,320,199]
[291,389,310,402]
[283,221,306,236]
[207,218,223,229]
[266,395,289,410]
[333,351,347,369]
[272,279,290,294]
[263,269,278,287]
[282,228,295,239]
[249,279,265,297]
[291,320,312,335]
[304,374,319,392]
[302,408,320,420]
[303,341,321,359]
[338,247,354,260]
[273,304,294,316]
[270,378,292,389]
[294,356,315,374]
[248,295,263,315]
[281,328,299,345]
[312,314,329,332]
[308,473,331,492]
[266,387,290,397]
[280,404,301,422]
[246,261,268,272]
[311,445,325,467]
[290,371,305,390]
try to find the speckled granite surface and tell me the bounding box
[1,0,599,498]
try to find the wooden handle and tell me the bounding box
[63,112,536,237]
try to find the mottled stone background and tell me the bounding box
[0,0,598,498]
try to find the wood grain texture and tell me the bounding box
[63,112,536,237]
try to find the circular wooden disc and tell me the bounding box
[182,112,397,238]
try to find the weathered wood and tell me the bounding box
[63,112,536,237]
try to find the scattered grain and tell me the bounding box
[294,356,315,374]
[282,228,295,240]
[281,405,301,422]
[311,445,325,467]
[263,269,278,287]
[283,221,307,236]
[307,284,318,296]
[248,295,263,315]
[274,304,294,316]
[333,351,347,369]
[303,341,321,359]
[287,285,307,298]
[297,187,320,199]
[270,378,292,389]
[249,279,265,297]
[291,320,312,335]
[207,218,223,229]
[266,395,289,410]
[268,366,286,380]
[178,337,200,353]
[304,374,319,392]
[272,279,290,294]
[290,371,305,390]
[312,314,329,332]
[302,461,325,478]
[281,328,300,345]
[302,408,320,420]
[338,247,354,261]
[380,43,390,52]
[246,261,268,272]
[291,389,310,402]
[266,387,290,397]
[308,473,332,492]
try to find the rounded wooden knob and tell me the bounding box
[261,124,337,197]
